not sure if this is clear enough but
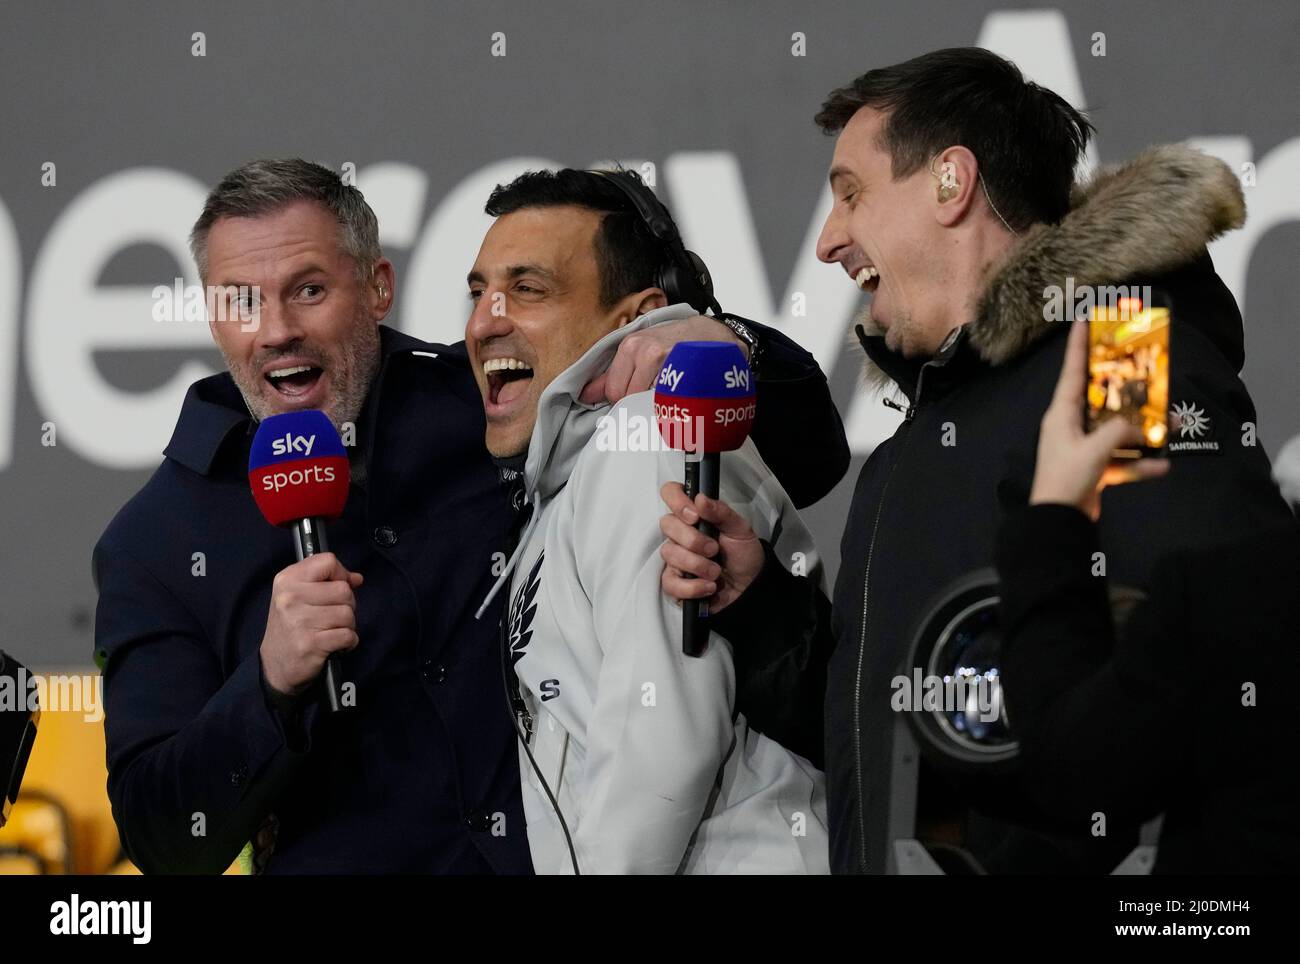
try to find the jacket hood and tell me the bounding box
[860,144,1248,388]
[523,302,700,502]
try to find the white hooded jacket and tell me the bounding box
[480,303,829,874]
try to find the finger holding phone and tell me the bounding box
[1031,317,1170,519]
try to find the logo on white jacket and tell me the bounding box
[507,551,544,665]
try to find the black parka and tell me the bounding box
[721,145,1297,873]
[996,504,1300,874]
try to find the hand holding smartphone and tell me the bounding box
[1084,290,1172,459]
[1029,301,1171,518]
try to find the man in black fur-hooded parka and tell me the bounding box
[667,49,1297,875]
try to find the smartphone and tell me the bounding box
[1085,290,1171,458]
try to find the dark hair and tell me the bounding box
[484,169,662,307]
[814,47,1094,230]
[190,158,381,283]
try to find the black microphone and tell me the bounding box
[681,453,722,656]
[653,341,757,656]
[249,411,352,712]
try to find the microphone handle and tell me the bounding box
[681,452,720,657]
[292,517,346,713]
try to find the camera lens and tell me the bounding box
[904,571,1019,770]
[926,599,1013,751]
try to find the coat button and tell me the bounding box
[421,660,447,684]
[465,810,492,832]
[230,764,247,788]
[373,525,398,547]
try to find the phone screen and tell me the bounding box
[1085,294,1170,458]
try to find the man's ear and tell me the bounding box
[618,287,668,325]
[933,146,979,228]
[370,258,396,320]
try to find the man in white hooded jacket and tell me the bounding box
[465,170,829,874]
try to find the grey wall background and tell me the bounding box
[1,0,1296,667]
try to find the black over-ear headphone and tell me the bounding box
[585,168,722,316]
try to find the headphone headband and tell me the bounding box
[585,169,720,315]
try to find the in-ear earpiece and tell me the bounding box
[937,161,959,202]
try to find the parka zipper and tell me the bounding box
[852,359,938,872]
[881,396,909,417]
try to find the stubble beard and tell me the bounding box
[222,312,382,433]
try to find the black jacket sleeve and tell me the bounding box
[730,316,850,509]
[708,316,846,752]
[713,541,835,767]
[995,503,1188,826]
[94,541,312,874]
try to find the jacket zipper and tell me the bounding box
[852,361,934,872]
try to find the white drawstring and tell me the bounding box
[474,494,540,620]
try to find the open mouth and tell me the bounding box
[853,265,881,293]
[265,364,325,399]
[483,357,534,408]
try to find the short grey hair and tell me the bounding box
[189,158,382,284]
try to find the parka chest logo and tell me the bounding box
[1169,400,1220,452]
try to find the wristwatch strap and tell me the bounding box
[714,313,762,377]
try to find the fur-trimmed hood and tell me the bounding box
[860,144,1247,386]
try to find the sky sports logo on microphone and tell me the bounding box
[657,363,686,393]
[249,410,350,527]
[270,431,318,457]
[656,360,751,394]
[259,430,336,491]
[654,399,756,427]
[653,341,755,454]
[259,463,339,493]
[723,365,750,392]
